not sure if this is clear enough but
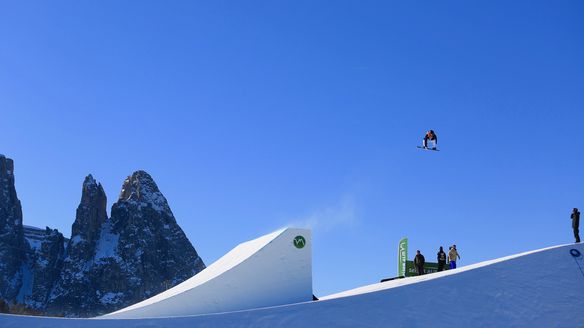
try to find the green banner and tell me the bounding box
[397,237,408,277]
[405,260,449,276]
[397,237,449,277]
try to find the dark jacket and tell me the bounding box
[572,210,580,228]
[424,132,437,143]
[437,250,446,263]
[414,254,425,267]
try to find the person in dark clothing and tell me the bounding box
[437,246,447,272]
[0,299,9,313]
[422,130,438,150]
[572,208,580,243]
[414,250,425,276]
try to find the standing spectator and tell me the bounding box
[0,299,9,313]
[572,208,580,243]
[437,246,447,272]
[448,245,461,269]
[414,250,425,275]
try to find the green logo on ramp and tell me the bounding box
[293,236,306,249]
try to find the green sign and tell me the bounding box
[397,237,449,277]
[397,237,408,277]
[293,236,306,249]
[405,260,449,276]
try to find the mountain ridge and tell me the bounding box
[0,155,205,317]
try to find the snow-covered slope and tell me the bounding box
[1,239,583,327]
[104,227,313,318]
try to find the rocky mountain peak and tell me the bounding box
[47,170,205,316]
[1,161,205,317]
[72,175,107,241]
[0,155,25,301]
[82,174,97,190]
[0,154,22,226]
[0,154,14,178]
[0,155,18,208]
[118,170,168,213]
[81,175,105,202]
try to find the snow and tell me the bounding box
[23,225,43,231]
[104,228,313,318]
[99,292,124,305]
[15,263,33,304]
[70,235,84,246]
[26,238,43,252]
[119,174,169,214]
[145,191,167,213]
[37,258,49,268]
[24,225,46,251]
[320,244,573,301]
[93,221,121,263]
[1,235,583,327]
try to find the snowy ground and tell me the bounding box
[104,228,313,318]
[1,241,583,327]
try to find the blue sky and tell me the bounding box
[1,1,583,296]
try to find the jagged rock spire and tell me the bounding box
[0,155,26,300]
[0,155,22,226]
[0,155,66,310]
[48,174,109,316]
[72,174,107,243]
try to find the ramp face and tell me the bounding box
[103,228,312,318]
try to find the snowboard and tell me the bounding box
[417,146,440,151]
[380,276,405,283]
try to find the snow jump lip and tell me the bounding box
[102,227,313,319]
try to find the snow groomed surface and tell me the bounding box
[104,227,313,318]
[1,233,583,327]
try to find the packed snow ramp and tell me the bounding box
[1,241,583,327]
[103,227,313,318]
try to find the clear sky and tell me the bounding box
[1,1,583,296]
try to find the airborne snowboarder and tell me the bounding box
[422,130,438,150]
